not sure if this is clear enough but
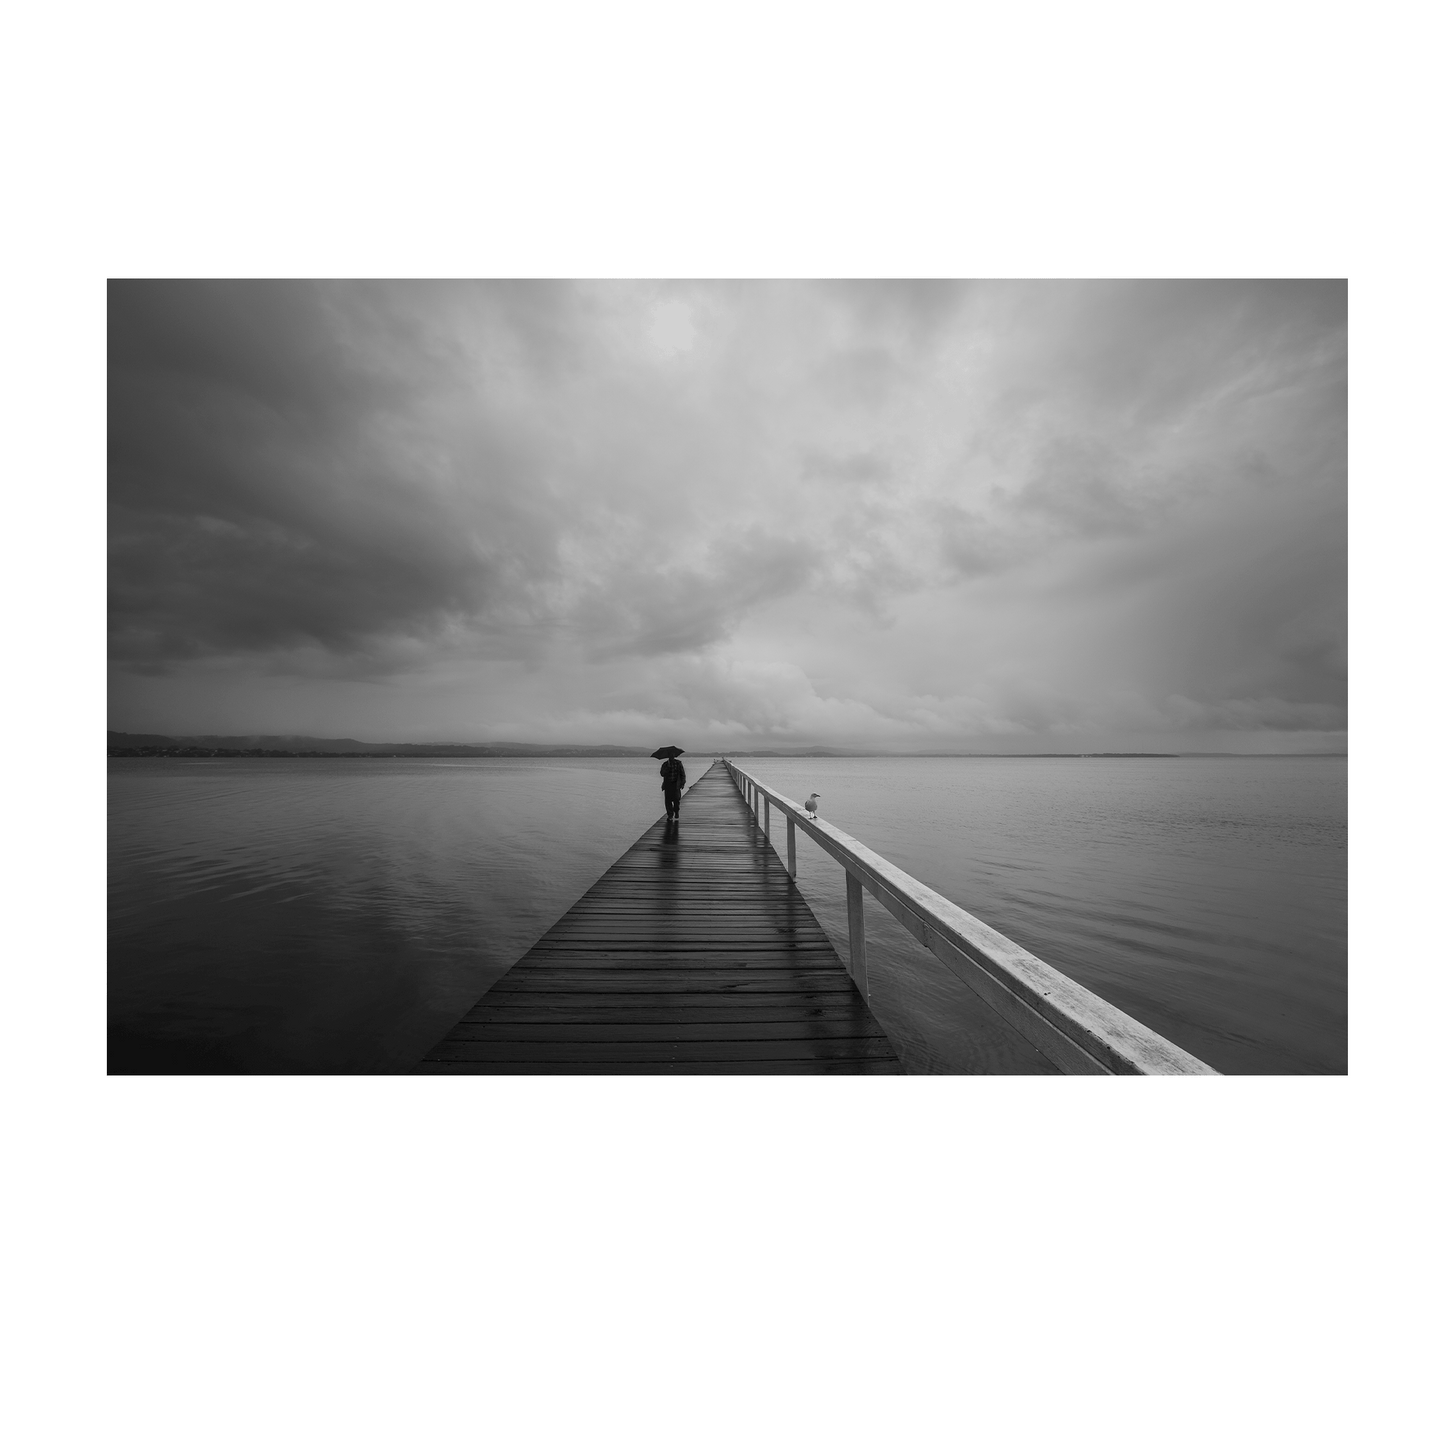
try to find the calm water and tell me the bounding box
[109,755,1346,1074]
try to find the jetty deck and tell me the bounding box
[416,761,903,1073]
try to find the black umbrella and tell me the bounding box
[651,745,686,759]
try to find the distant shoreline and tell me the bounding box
[108,733,1343,760]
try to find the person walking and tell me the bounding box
[653,746,686,820]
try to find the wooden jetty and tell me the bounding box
[417,759,1217,1075]
[415,761,903,1073]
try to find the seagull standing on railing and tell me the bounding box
[804,793,821,820]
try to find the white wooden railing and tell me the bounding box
[723,761,1216,1076]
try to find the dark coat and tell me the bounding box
[660,758,686,791]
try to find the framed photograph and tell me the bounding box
[53,228,1387,1127]
[26,6,1424,1439]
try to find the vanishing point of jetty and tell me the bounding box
[416,761,1215,1075]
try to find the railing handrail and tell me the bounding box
[722,760,1216,1076]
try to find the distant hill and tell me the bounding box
[107,732,648,757]
[110,732,376,752]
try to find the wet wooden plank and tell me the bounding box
[484,972,862,991]
[415,761,903,1074]
[465,1005,888,1025]
[416,1059,904,1075]
[423,1037,904,1064]
[445,1018,893,1041]
[532,942,838,950]
[473,988,861,1011]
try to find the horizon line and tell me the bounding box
[107,730,1347,759]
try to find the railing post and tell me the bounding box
[763,795,770,840]
[786,817,796,877]
[846,871,867,996]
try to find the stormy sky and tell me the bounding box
[109,279,1345,751]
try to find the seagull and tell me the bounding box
[804,792,821,820]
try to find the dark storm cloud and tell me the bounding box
[109,280,491,661]
[109,280,1345,749]
[109,281,558,666]
[110,280,827,674]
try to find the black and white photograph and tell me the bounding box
[109,278,1346,1076]
[13,5,1437,1443]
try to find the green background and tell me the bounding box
[8,2,1421,1445]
